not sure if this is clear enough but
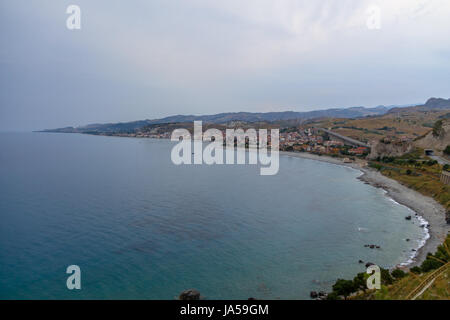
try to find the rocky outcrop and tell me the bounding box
[310,291,327,300]
[414,119,450,154]
[368,139,413,160]
[179,289,201,300]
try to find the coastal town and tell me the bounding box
[117,126,370,160]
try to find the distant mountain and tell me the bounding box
[41,103,420,134]
[388,98,450,114]
[424,97,450,109]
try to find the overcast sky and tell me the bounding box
[1,0,450,131]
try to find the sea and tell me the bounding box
[0,132,428,299]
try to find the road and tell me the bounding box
[406,262,449,300]
[430,155,450,165]
[318,128,370,148]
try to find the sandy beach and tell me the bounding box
[281,151,449,268]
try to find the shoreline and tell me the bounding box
[280,151,449,268]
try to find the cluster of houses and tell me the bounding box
[279,128,369,157]
[135,132,171,139]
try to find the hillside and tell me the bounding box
[305,99,450,145]
[414,119,450,155]
[351,234,450,300]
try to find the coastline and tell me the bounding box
[280,151,449,268]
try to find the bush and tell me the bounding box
[326,292,341,300]
[426,160,438,166]
[380,268,394,285]
[410,266,421,274]
[443,164,450,172]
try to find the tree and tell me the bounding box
[420,258,443,272]
[352,272,367,292]
[444,145,450,156]
[391,269,406,280]
[332,279,355,299]
[432,120,444,137]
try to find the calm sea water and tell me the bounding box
[0,132,427,299]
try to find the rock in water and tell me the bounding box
[310,291,318,299]
[179,289,201,300]
[446,210,450,224]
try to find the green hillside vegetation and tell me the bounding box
[350,234,450,300]
[308,108,450,144]
[369,148,450,209]
[324,234,450,300]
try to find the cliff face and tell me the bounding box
[414,119,450,154]
[368,140,413,159]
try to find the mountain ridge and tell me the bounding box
[42,103,421,133]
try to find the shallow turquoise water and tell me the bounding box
[0,133,427,299]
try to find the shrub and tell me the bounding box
[380,268,393,285]
[369,162,383,171]
[382,156,395,163]
[326,292,341,300]
[410,266,421,274]
[426,160,438,166]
